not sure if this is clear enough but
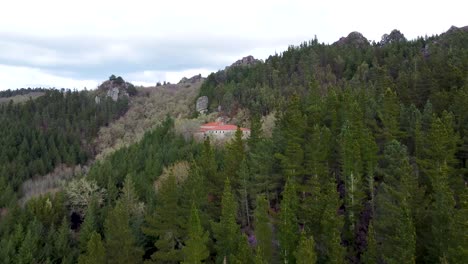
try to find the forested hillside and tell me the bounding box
[0,89,129,207]
[0,27,467,264]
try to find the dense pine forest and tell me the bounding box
[0,27,467,264]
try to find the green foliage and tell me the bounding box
[254,195,273,262]
[212,178,242,263]
[143,173,184,263]
[105,202,143,264]
[294,233,317,264]
[182,203,210,263]
[373,141,417,264]
[0,89,128,198]
[78,231,106,264]
[278,179,299,263]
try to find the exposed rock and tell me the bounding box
[334,31,370,48]
[225,55,261,70]
[107,87,122,101]
[232,55,260,67]
[380,29,407,45]
[96,75,134,102]
[196,96,209,114]
[178,74,205,85]
[446,25,468,34]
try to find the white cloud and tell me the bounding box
[0,64,98,90]
[0,0,466,90]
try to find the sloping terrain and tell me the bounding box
[94,77,204,159]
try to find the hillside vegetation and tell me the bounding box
[0,27,467,264]
[94,79,203,159]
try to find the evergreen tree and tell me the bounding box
[427,163,456,263]
[79,197,98,253]
[254,194,273,262]
[182,203,210,264]
[105,201,143,264]
[78,231,106,264]
[198,138,222,217]
[225,127,246,187]
[232,234,254,264]
[294,233,317,264]
[447,188,468,263]
[238,159,252,227]
[275,95,306,182]
[340,121,364,244]
[361,221,377,264]
[374,141,416,264]
[55,217,74,264]
[212,178,241,263]
[319,175,345,264]
[142,172,184,263]
[121,173,145,246]
[278,178,299,263]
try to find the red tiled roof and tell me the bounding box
[198,122,250,132]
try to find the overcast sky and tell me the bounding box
[0,0,466,90]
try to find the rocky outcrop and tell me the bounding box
[231,55,260,67]
[96,75,135,102]
[179,74,205,85]
[380,29,407,45]
[446,25,468,34]
[334,31,370,48]
[225,55,261,71]
[196,96,209,114]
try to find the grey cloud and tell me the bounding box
[0,32,289,80]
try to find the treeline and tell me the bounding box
[0,89,128,207]
[199,28,467,116]
[0,88,48,98]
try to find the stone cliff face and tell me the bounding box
[196,96,208,114]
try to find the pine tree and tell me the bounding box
[428,162,456,263]
[254,194,273,262]
[278,178,299,263]
[55,217,74,264]
[121,173,145,247]
[17,228,36,264]
[379,88,401,141]
[232,234,254,264]
[237,159,252,227]
[105,201,143,264]
[198,138,222,217]
[374,141,416,264]
[447,188,468,263]
[361,221,377,264]
[182,203,210,264]
[142,173,184,263]
[79,197,98,253]
[318,175,345,264]
[340,121,364,244]
[275,95,306,183]
[212,178,241,263]
[17,221,41,264]
[294,233,317,264]
[78,231,106,264]
[225,127,246,187]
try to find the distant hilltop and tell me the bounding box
[96,75,137,102]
